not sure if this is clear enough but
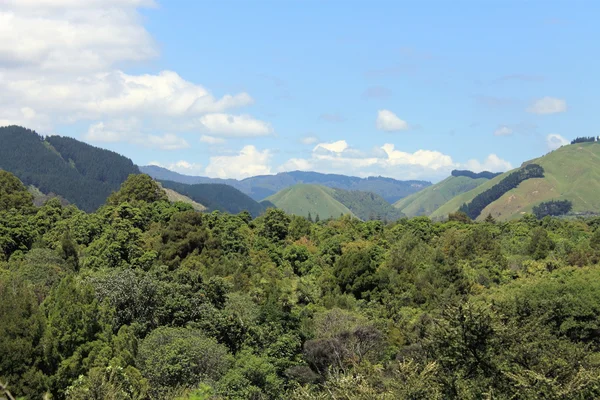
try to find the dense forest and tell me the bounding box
[459,164,544,219]
[533,199,573,219]
[3,171,600,399]
[0,126,139,212]
[450,170,502,180]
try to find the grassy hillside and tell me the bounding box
[159,180,265,217]
[0,125,139,211]
[394,175,489,217]
[161,187,207,212]
[265,184,354,220]
[432,142,600,220]
[141,166,431,203]
[265,184,405,221]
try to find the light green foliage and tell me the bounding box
[138,327,231,398]
[0,170,34,212]
[107,175,167,206]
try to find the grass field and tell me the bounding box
[431,142,600,220]
[393,175,489,217]
[265,184,354,220]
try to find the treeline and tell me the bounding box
[451,169,502,180]
[5,172,600,399]
[533,199,573,219]
[459,164,544,219]
[0,126,138,212]
[571,136,598,144]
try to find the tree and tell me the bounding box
[107,174,167,205]
[0,171,33,212]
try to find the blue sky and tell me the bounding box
[0,0,597,182]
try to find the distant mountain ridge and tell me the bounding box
[140,165,430,203]
[265,184,405,221]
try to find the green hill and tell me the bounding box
[265,184,404,221]
[394,175,490,217]
[159,180,266,217]
[432,142,600,221]
[0,125,140,211]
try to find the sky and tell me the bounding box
[0,0,598,182]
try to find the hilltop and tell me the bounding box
[393,170,497,217]
[140,166,430,203]
[265,184,404,221]
[431,142,600,220]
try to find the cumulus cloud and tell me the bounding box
[546,133,569,150]
[277,140,512,181]
[527,97,567,114]
[199,114,272,137]
[205,145,272,179]
[376,109,409,132]
[463,154,513,172]
[200,135,226,144]
[85,119,189,150]
[149,160,204,176]
[493,126,513,136]
[313,140,349,153]
[0,1,269,143]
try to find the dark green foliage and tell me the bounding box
[107,174,168,205]
[0,171,34,212]
[459,164,544,219]
[451,169,502,179]
[533,199,573,219]
[159,180,266,217]
[571,136,597,144]
[0,126,139,211]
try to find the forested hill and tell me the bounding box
[0,126,139,211]
[140,165,430,203]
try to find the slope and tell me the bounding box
[158,180,265,217]
[0,125,139,211]
[264,184,354,220]
[394,175,490,217]
[432,142,600,221]
[140,166,431,203]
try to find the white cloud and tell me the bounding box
[463,154,513,172]
[300,135,319,145]
[199,114,273,137]
[376,109,409,132]
[527,97,567,115]
[278,140,512,182]
[149,160,204,176]
[546,133,569,150]
[205,145,272,179]
[0,1,268,145]
[200,135,226,144]
[493,126,513,136]
[313,140,349,153]
[85,119,189,150]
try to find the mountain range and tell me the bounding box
[140,165,430,203]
